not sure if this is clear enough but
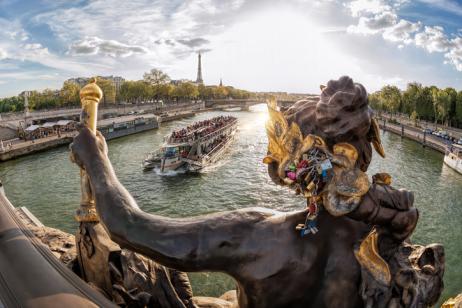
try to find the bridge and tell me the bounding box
[205,98,311,111]
[205,99,266,111]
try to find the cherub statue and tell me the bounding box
[70,76,444,307]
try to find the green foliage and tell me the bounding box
[61,81,81,106]
[370,82,462,128]
[0,68,255,113]
[455,91,462,126]
[97,78,116,105]
[174,82,199,100]
[379,85,401,117]
[432,88,452,125]
[368,92,382,111]
[410,110,418,125]
[415,86,434,122]
[28,89,61,110]
[0,96,25,112]
[143,68,170,85]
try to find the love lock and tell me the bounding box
[300,220,319,237]
[318,159,333,181]
[298,209,319,237]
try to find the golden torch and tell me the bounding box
[75,78,103,222]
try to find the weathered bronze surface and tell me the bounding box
[70,76,444,307]
[0,186,116,307]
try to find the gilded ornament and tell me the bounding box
[354,229,391,286]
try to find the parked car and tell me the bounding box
[438,131,449,139]
[457,138,462,145]
[422,128,433,134]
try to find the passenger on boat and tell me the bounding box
[170,116,235,142]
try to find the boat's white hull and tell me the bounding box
[143,156,184,171]
[444,153,462,174]
[187,132,236,172]
[143,117,238,173]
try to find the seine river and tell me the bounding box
[1,105,461,303]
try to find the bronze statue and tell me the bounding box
[70,76,444,307]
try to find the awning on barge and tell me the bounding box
[24,125,40,132]
[41,122,57,128]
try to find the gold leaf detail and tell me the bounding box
[354,229,391,286]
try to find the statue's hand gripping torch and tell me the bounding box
[75,78,103,223]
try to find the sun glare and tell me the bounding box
[205,8,362,93]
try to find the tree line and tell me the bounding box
[369,83,462,128]
[0,69,254,113]
[119,69,253,104]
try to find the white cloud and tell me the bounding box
[345,0,462,72]
[68,36,147,57]
[22,43,50,56]
[415,26,451,53]
[444,37,462,71]
[347,11,397,34]
[383,19,420,44]
[176,38,210,48]
[347,0,392,17]
[0,48,7,60]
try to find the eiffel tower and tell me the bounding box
[196,52,204,84]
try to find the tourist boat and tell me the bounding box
[143,116,238,172]
[444,144,462,174]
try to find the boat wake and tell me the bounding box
[152,167,187,176]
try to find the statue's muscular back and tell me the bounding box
[216,208,368,308]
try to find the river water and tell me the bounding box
[1,105,461,303]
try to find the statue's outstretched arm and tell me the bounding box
[70,128,263,273]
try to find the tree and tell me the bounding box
[368,92,382,112]
[119,80,151,103]
[432,88,451,126]
[410,111,418,126]
[455,91,462,127]
[174,82,199,100]
[157,83,175,102]
[143,69,170,86]
[213,86,229,99]
[60,81,81,107]
[97,79,116,104]
[401,83,421,116]
[416,86,434,122]
[444,87,457,126]
[0,96,24,112]
[379,85,401,118]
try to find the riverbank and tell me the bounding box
[158,110,195,123]
[380,112,462,140]
[379,119,450,153]
[0,132,76,161]
[0,109,198,162]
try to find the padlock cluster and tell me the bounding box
[283,148,333,197]
[282,147,334,237]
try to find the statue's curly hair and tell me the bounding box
[269,76,373,182]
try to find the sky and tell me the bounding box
[0,0,462,97]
